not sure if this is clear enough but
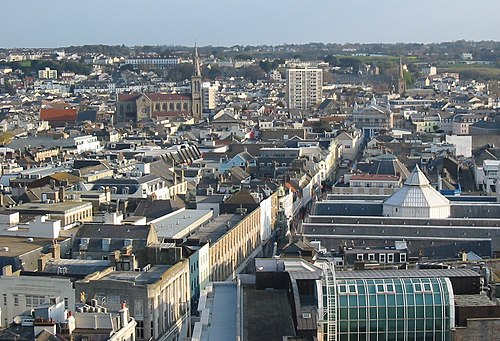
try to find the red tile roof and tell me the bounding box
[117,93,142,101]
[40,108,77,122]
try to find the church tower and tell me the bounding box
[191,44,203,123]
[396,57,406,96]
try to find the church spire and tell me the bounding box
[194,43,202,77]
[191,42,202,123]
[396,56,406,95]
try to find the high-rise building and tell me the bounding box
[202,82,217,110]
[286,68,323,110]
[38,67,58,79]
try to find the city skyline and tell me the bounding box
[1,0,499,48]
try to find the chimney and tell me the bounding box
[38,254,49,272]
[2,265,12,276]
[50,243,61,259]
[59,186,66,202]
[119,302,129,328]
[65,311,76,335]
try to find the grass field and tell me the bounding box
[438,64,500,80]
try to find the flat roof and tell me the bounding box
[243,286,295,341]
[335,268,481,280]
[207,282,237,341]
[189,213,244,244]
[99,265,171,285]
[0,236,54,257]
[455,293,497,306]
[12,200,92,214]
[152,209,212,239]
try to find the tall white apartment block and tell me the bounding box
[38,67,58,79]
[202,82,217,110]
[286,68,323,110]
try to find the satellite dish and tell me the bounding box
[13,316,22,325]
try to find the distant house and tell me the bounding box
[220,150,256,172]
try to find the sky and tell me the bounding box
[1,0,499,48]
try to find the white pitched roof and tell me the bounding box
[384,166,449,208]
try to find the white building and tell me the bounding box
[478,160,500,194]
[38,67,58,80]
[0,266,76,327]
[202,82,217,110]
[286,68,323,110]
[421,65,437,76]
[445,135,472,158]
[383,165,451,219]
[74,135,102,154]
[123,57,180,69]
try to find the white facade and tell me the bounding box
[202,82,217,110]
[38,67,58,79]
[259,194,274,242]
[0,271,75,327]
[445,135,472,158]
[286,68,323,110]
[481,160,500,194]
[74,135,101,154]
[383,166,450,219]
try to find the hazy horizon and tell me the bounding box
[1,0,499,48]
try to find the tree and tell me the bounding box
[324,55,339,66]
[259,60,272,73]
[237,65,265,82]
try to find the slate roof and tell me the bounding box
[224,190,259,205]
[133,198,184,220]
[314,201,383,216]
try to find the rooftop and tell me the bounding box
[204,282,237,341]
[335,268,481,280]
[454,293,498,306]
[243,286,295,341]
[99,265,171,285]
[12,200,92,214]
[0,236,55,257]
[152,209,213,239]
[189,213,244,244]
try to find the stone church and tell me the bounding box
[115,46,203,124]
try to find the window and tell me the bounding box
[400,253,407,263]
[14,294,19,306]
[124,239,133,247]
[356,254,364,261]
[134,299,144,318]
[368,254,375,261]
[3,294,6,305]
[379,254,386,263]
[387,253,394,263]
[102,238,111,252]
[107,295,120,304]
[26,295,45,308]
[136,320,144,339]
